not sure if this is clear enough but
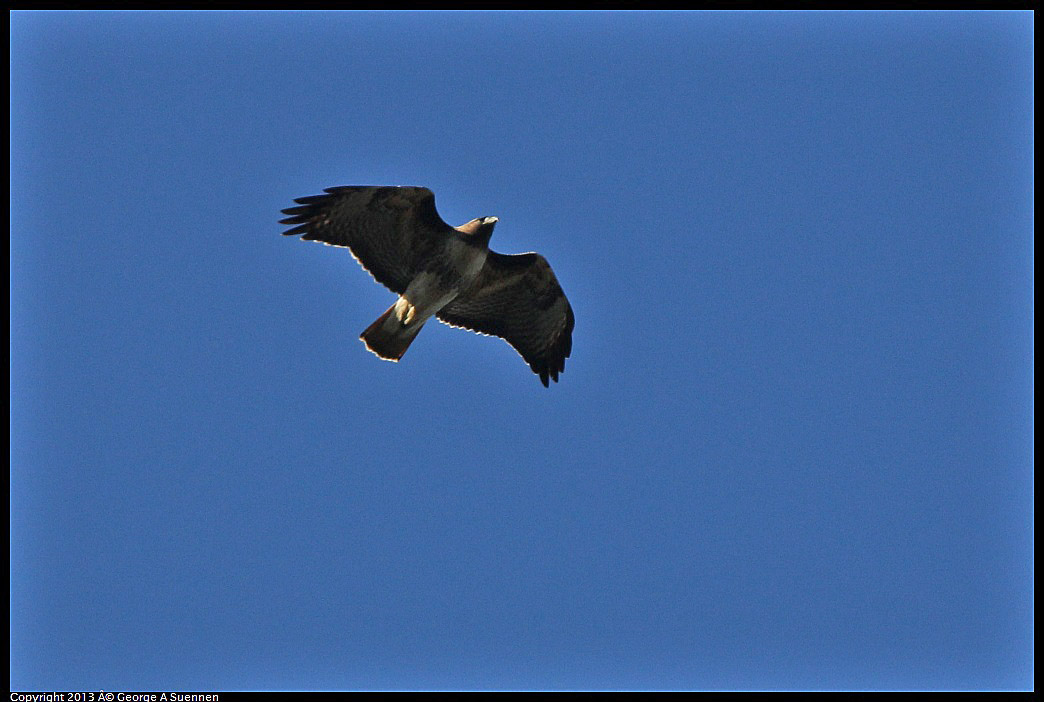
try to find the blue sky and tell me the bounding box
[10,11,1033,691]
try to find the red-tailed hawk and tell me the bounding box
[280,186,574,387]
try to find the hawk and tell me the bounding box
[280,186,574,387]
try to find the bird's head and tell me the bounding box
[458,216,498,243]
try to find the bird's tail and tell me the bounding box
[360,303,425,362]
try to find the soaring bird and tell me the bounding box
[280,186,574,386]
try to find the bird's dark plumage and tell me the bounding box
[281,185,574,386]
[280,186,452,294]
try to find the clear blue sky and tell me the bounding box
[10,11,1033,692]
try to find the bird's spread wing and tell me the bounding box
[437,252,574,387]
[280,186,455,294]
